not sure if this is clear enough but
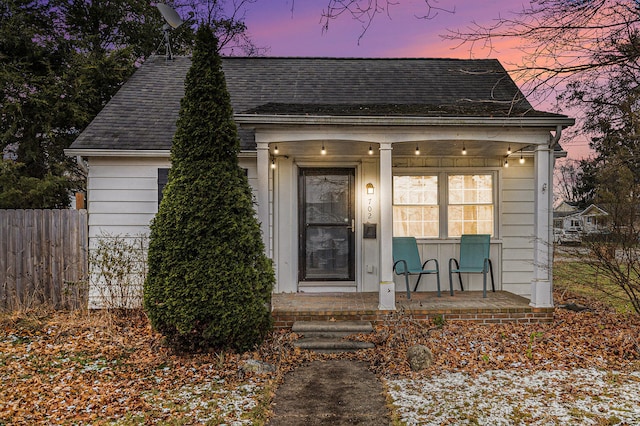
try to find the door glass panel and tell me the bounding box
[304,227,350,279]
[305,175,350,224]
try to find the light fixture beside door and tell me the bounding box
[366,183,374,194]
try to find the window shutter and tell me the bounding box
[158,168,169,206]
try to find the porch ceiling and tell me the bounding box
[266,140,533,159]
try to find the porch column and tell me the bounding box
[378,143,395,310]
[256,142,271,258]
[530,143,553,307]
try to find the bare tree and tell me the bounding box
[554,159,582,206]
[288,0,455,44]
[555,64,640,314]
[444,0,640,103]
[302,1,640,102]
[172,0,267,55]
[578,157,640,314]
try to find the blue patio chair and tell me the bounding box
[392,237,441,299]
[449,234,495,298]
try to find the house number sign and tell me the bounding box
[363,194,377,239]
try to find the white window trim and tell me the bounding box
[393,167,501,239]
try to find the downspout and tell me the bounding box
[76,155,89,175]
[549,125,562,149]
[547,125,562,300]
[75,156,89,210]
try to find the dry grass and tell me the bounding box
[1,258,640,424]
[554,255,637,314]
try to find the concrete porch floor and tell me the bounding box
[271,291,554,328]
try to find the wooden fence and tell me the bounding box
[0,209,88,311]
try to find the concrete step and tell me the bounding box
[292,320,374,353]
[294,337,375,353]
[292,320,373,334]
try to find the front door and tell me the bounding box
[299,168,355,282]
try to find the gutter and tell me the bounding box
[64,148,257,158]
[64,149,171,157]
[234,114,575,128]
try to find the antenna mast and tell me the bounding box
[156,4,184,60]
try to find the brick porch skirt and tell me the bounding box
[271,291,554,328]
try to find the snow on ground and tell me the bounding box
[386,369,640,425]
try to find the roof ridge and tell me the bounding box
[150,54,499,62]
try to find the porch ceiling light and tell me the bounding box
[507,145,512,155]
[520,154,525,164]
[321,144,326,155]
[271,158,276,169]
[504,158,509,168]
[273,145,279,154]
[368,145,374,155]
[415,145,420,155]
[462,144,467,155]
[366,183,374,194]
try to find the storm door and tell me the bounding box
[299,168,355,281]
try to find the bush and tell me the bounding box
[143,25,274,352]
[89,232,147,312]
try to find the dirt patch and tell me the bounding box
[268,359,391,425]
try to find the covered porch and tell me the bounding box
[246,120,570,310]
[271,291,554,328]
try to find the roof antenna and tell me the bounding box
[156,3,184,60]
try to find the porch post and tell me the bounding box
[378,143,395,310]
[256,142,271,258]
[530,143,553,307]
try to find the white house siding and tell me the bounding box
[361,158,380,292]
[86,157,168,308]
[272,156,297,293]
[87,157,169,239]
[88,156,259,239]
[501,158,536,297]
[84,151,537,302]
[85,156,259,307]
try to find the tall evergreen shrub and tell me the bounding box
[144,25,274,352]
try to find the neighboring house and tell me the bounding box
[65,56,574,309]
[553,203,609,244]
[580,204,609,234]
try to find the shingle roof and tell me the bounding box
[69,56,566,152]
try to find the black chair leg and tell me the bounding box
[448,265,454,296]
[413,274,423,292]
[404,271,411,299]
[448,258,464,296]
[488,259,495,292]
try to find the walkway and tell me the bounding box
[267,359,391,425]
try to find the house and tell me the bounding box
[65,56,574,310]
[553,202,609,244]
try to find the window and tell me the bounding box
[393,176,439,238]
[448,174,493,237]
[393,172,495,238]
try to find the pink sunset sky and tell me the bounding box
[238,0,592,160]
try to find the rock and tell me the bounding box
[407,345,433,371]
[559,303,589,312]
[241,359,276,375]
